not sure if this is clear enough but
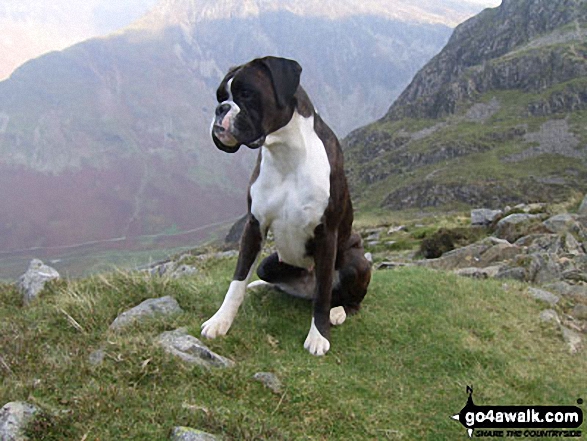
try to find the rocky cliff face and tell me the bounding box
[385,0,587,120]
[345,0,587,212]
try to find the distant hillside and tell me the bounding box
[0,0,458,257]
[345,0,587,212]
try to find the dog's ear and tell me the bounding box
[257,56,302,109]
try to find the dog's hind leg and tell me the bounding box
[255,253,316,299]
[331,233,372,316]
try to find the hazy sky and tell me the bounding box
[0,0,502,80]
[0,0,159,79]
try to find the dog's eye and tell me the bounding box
[238,88,254,100]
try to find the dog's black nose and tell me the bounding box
[215,103,231,117]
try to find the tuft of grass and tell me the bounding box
[1,261,586,440]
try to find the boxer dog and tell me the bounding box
[201,56,371,356]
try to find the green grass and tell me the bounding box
[1,257,585,440]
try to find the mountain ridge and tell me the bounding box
[344,0,587,212]
[134,0,498,28]
[0,0,456,261]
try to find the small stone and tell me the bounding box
[376,261,409,270]
[544,282,587,300]
[539,309,560,325]
[579,194,587,216]
[471,208,502,226]
[528,287,560,305]
[170,265,198,279]
[543,213,579,235]
[495,213,543,243]
[88,349,106,366]
[454,266,501,279]
[494,266,527,282]
[17,259,60,305]
[560,326,583,354]
[0,401,39,441]
[109,296,183,331]
[170,426,219,441]
[253,372,283,394]
[157,328,234,369]
[571,304,587,321]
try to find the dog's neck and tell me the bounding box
[262,111,316,174]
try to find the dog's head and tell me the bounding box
[211,56,302,153]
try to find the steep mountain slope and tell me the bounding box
[0,0,456,256]
[345,0,587,211]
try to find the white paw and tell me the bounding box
[329,306,347,326]
[247,280,272,290]
[201,310,233,339]
[303,319,330,356]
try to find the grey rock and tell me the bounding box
[563,269,587,283]
[17,259,60,305]
[513,203,548,214]
[454,266,502,279]
[110,296,183,331]
[253,372,283,394]
[527,253,565,284]
[0,402,39,441]
[560,326,582,354]
[225,214,248,244]
[471,208,502,226]
[88,349,106,366]
[364,228,385,240]
[516,234,563,254]
[495,214,543,243]
[539,309,560,325]
[579,194,587,216]
[564,233,585,256]
[543,213,580,234]
[157,328,234,369]
[544,281,587,300]
[376,261,410,270]
[420,238,521,271]
[418,241,492,270]
[150,261,198,279]
[571,304,587,321]
[170,427,219,441]
[387,225,406,234]
[495,266,528,282]
[169,265,198,279]
[528,287,560,306]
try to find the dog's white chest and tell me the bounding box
[250,113,331,269]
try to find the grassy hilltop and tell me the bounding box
[1,250,585,440]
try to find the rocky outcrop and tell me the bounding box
[17,259,60,305]
[109,297,184,331]
[170,427,219,441]
[253,372,283,395]
[344,0,587,212]
[417,200,587,351]
[148,257,198,279]
[0,402,40,441]
[384,0,587,121]
[157,328,235,369]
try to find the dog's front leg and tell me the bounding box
[304,224,336,356]
[201,215,263,339]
